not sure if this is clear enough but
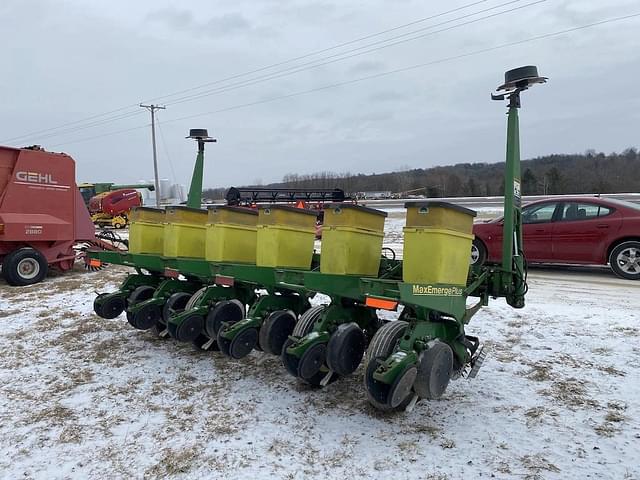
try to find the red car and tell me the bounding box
[471,197,640,280]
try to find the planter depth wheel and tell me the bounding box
[326,322,367,376]
[259,310,297,355]
[228,327,259,359]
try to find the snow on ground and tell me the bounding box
[1,221,639,479]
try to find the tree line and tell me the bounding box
[203,148,640,200]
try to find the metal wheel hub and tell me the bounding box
[470,244,480,264]
[17,258,39,279]
[617,247,640,274]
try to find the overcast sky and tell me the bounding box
[1,0,639,189]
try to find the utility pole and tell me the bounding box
[140,104,166,207]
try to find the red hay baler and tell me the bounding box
[0,145,98,285]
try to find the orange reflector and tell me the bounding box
[164,268,180,278]
[89,259,101,268]
[365,297,398,311]
[215,275,235,286]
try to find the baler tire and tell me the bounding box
[2,248,48,286]
[364,320,410,411]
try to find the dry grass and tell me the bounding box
[144,446,202,477]
[520,453,561,478]
[0,308,22,318]
[540,378,599,409]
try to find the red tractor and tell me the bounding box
[0,145,117,286]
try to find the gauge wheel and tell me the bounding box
[185,287,208,310]
[162,292,192,325]
[126,286,155,327]
[281,305,326,377]
[363,320,411,411]
[610,241,640,280]
[205,299,245,338]
[470,239,487,266]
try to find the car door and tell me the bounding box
[551,202,619,264]
[521,202,560,262]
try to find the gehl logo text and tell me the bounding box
[16,171,58,185]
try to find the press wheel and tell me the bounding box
[413,341,454,400]
[228,327,259,359]
[130,303,161,331]
[259,310,297,355]
[174,313,204,342]
[326,322,366,376]
[126,286,155,328]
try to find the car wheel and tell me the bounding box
[470,239,487,266]
[610,241,640,280]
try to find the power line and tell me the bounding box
[50,12,640,148]
[162,0,542,108]
[156,117,178,184]
[0,0,497,143]
[141,13,640,125]
[13,110,146,144]
[147,1,498,105]
[7,0,537,145]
